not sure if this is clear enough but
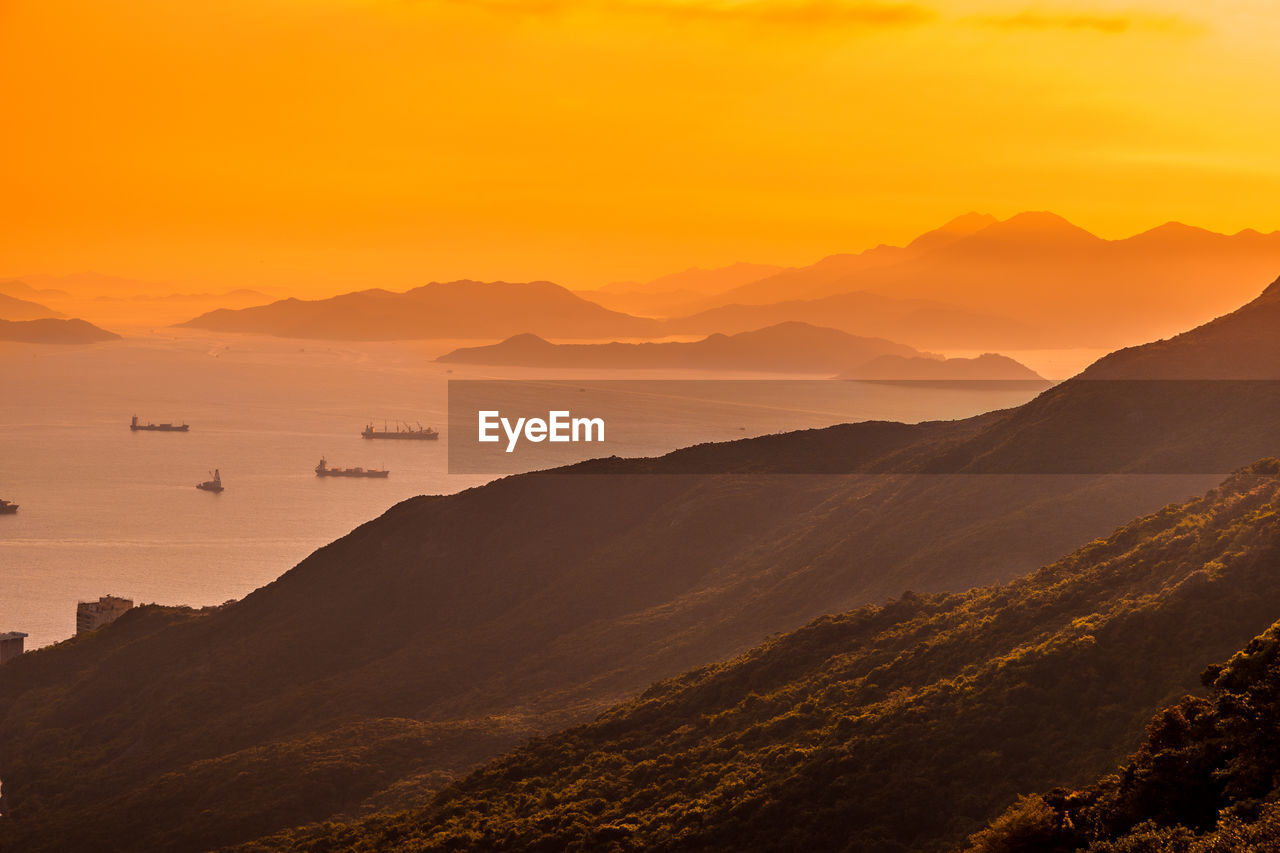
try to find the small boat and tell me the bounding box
[131,415,189,432]
[196,469,224,493]
[361,421,438,441]
[0,499,18,514]
[315,457,389,478]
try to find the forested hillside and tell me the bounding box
[238,460,1280,853]
[967,615,1280,852]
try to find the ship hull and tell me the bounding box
[361,433,437,440]
[316,471,390,478]
[132,425,190,432]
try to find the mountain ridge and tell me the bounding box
[180,280,662,340]
[0,292,62,321]
[0,317,120,344]
[235,459,1280,853]
[437,321,928,373]
[688,215,1280,348]
[7,280,1280,850]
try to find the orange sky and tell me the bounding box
[2,0,1278,294]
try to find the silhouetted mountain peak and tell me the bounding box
[500,332,555,347]
[978,211,1099,242]
[180,280,661,340]
[1124,220,1227,247]
[1143,220,1217,237]
[741,319,828,336]
[905,211,999,251]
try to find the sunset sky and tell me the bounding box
[2,0,1278,294]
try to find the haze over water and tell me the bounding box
[0,333,1082,649]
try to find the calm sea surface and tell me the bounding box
[0,332,1095,648]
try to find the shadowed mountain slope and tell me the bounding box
[241,460,1280,853]
[5,467,1208,852]
[1081,274,1280,380]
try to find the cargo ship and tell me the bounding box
[196,470,224,493]
[131,415,189,432]
[0,499,17,515]
[361,421,438,440]
[315,457,389,478]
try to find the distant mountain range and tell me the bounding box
[180,277,1031,361]
[437,322,925,373]
[2,272,217,299]
[7,280,1280,850]
[579,213,1280,348]
[438,323,1045,379]
[664,288,1034,349]
[0,318,120,344]
[0,276,272,328]
[171,214,1280,350]
[840,352,1042,381]
[582,262,787,316]
[0,292,62,321]
[171,272,1031,350]
[0,279,71,300]
[584,212,999,317]
[180,280,662,340]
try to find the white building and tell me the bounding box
[76,595,134,635]
[0,631,28,664]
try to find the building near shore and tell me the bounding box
[76,596,134,635]
[0,632,28,664]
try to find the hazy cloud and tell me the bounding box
[636,0,934,26]
[972,10,1203,36]
[421,0,933,28]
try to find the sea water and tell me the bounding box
[0,331,1080,648]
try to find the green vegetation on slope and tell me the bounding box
[967,616,1280,853]
[1,471,1206,850]
[238,460,1280,853]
